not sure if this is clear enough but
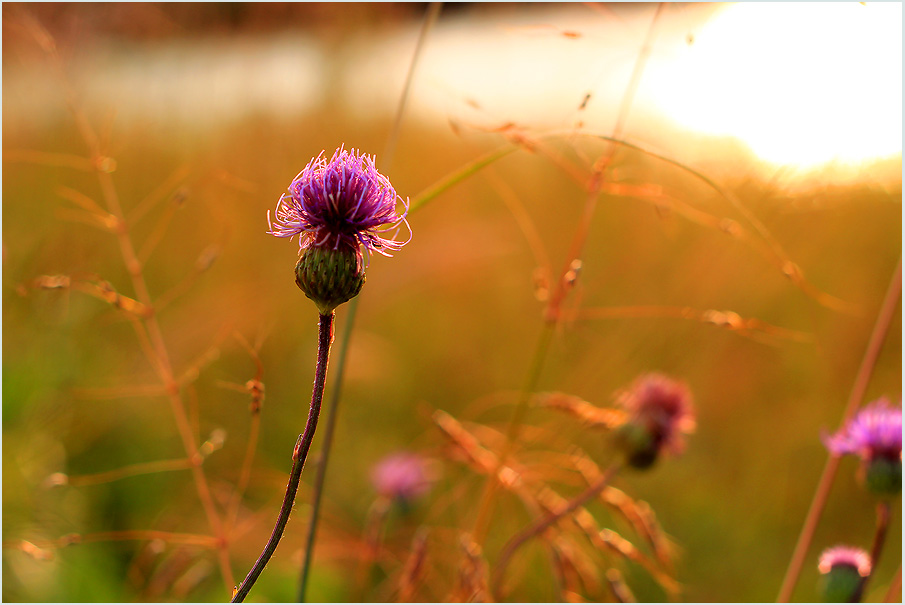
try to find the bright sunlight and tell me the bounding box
[652,2,902,169]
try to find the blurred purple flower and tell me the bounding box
[818,545,871,577]
[823,397,902,463]
[371,452,431,502]
[268,146,410,260]
[619,373,696,456]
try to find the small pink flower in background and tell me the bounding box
[823,397,902,463]
[615,373,696,468]
[823,397,901,495]
[371,452,431,502]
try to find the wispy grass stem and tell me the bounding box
[490,461,622,599]
[777,258,901,602]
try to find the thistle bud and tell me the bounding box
[613,373,695,470]
[294,244,365,314]
[614,421,659,469]
[818,546,870,602]
[865,457,902,496]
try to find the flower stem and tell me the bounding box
[490,461,622,599]
[860,500,892,600]
[297,298,358,602]
[777,258,901,602]
[468,5,663,551]
[471,322,556,544]
[884,565,902,602]
[231,312,334,603]
[295,6,442,601]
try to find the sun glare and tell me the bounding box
[653,2,902,170]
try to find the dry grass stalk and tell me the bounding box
[452,534,490,603]
[26,274,153,319]
[551,535,602,597]
[536,392,626,429]
[397,529,430,603]
[570,450,675,570]
[432,410,528,496]
[605,568,637,603]
[563,589,588,603]
[599,529,680,596]
[530,477,679,597]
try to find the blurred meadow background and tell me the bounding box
[2,2,902,602]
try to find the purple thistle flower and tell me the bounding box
[268,145,410,261]
[823,397,902,463]
[371,452,431,502]
[619,373,696,456]
[818,545,871,577]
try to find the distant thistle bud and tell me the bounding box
[823,397,902,496]
[295,244,366,314]
[614,373,695,469]
[818,545,870,602]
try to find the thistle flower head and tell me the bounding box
[370,452,431,502]
[823,397,902,495]
[818,545,871,603]
[268,145,410,261]
[818,546,871,577]
[615,373,696,469]
[824,397,902,462]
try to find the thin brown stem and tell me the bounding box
[91,103,234,591]
[610,3,664,142]
[381,2,442,170]
[469,4,664,551]
[297,298,358,602]
[226,334,266,533]
[58,458,195,487]
[8,530,219,552]
[860,500,892,600]
[295,5,442,601]
[23,13,235,592]
[777,258,902,602]
[470,322,555,545]
[884,565,902,602]
[491,462,622,599]
[227,410,262,533]
[231,312,334,603]
[59,109,234,590]
[353,497,391,602]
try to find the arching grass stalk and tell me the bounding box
[470,2,665,548]
[490,461,622,599]
[231,311,334,603]
[417,125,853,314]
[777,258,901,602]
